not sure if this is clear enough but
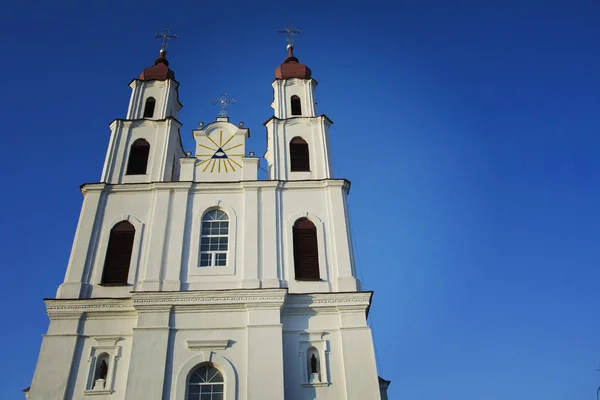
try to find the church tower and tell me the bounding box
[27,33,388,400]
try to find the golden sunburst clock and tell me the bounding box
[195,130,244,173]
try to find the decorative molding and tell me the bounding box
[132,288,287,311]
[284,292,372,310]
[93,336,123,347]
[45,298,134,317]
[186,339,230,351]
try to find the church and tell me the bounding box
[26,30,390,400]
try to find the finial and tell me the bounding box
[211,93,236,118]
[278,22,301,49]
[155,27,178,55]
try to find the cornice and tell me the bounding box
[271,77,319,87]
[44,291,372,317]
[45,298,135,318]
[131,288,288,311]
[263,114,333,127]
[109,116,183,130]
[79,179,351,195]
[283,292,372,312]
[129,77,181,88]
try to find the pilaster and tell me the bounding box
[57,186,105,298]
[246,305,285,399]
[241,186,259,288]
[29,307,84,400]
[260,185,282,287]
[140,189,171,291]
[327,185,360,292]
[124,304,172,400]
[163,185,191,290]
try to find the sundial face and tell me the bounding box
[195,130,243,173]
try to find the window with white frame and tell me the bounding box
[200,210,229,267]
[188,364,224,400]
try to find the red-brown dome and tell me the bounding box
[274,46,312,80]
[138,50,175,81]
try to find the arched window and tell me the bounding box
[101,221,135,286]
[143,97,156,118]
[200,210,229,267]
[291,95,302,116]
[290,137,310,172]
[293,218,320,281]
[126,139,150,175]
[188,364,224,400]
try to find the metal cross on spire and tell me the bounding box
[278,22,301,48]
[211,93,236,118]
[155,27,178,52]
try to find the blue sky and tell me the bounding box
[1,0,599,398]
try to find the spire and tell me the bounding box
[274,45,312,80]
[138,49,175,81]
[275,24,311,80]
[138,28,178,81]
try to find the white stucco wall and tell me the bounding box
[29,291,380,400]
[57,178,360,299]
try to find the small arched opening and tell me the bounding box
[291,95,302,116]
[143,97,156,118]
[126,139,150,175]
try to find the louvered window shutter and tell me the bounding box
[101,221,135,285]
[293,219,320,280]
[290,137,310,172]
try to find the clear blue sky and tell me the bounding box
[1,1,598,399]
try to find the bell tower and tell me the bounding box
[264,41,334,181]
[101,31,185,185]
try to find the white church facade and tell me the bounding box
[27,38,389,400]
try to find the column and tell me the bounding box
[327,184,359,291]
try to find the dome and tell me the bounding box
[274,46,312,80]
[138,50,175,81]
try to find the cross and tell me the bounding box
[278,22,301,47]
[155,27,178,52]
[211,93,236,118]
